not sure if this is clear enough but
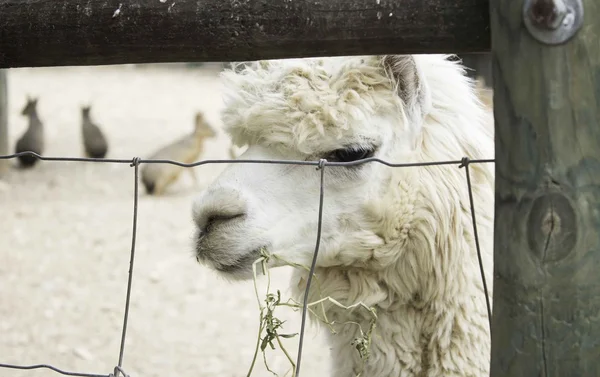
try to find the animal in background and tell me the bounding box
[81,104,109,158]
[15,96,44,168]
[228,143,248,159]
[141,112,217,196]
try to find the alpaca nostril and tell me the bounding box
[204,212,245,233]
[192,186,248,235]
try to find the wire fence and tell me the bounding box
[0,151,495,377]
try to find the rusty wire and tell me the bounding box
[0,151,495,377]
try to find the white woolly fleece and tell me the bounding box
[202,54,495,377]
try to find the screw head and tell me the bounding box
[523,0,584,45]
[528,0,567,29]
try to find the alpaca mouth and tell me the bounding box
[213,249,262,273]
[195,245,266,279]
[194,224,269,277]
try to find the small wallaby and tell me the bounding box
[15,96,44,168]
[228,143,248,159]
[81,105,109,158]
[141,111,217,196]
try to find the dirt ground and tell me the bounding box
[0,64,330,377]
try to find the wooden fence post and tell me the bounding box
[491,0,600,375]
[0,69,8,176]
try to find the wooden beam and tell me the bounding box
[491,0,600,375]
[0,70,8,176]
[0,0,490,69]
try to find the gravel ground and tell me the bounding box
[0,64,330,377]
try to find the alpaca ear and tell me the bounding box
[381,55,432,125]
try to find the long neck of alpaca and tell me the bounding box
[294,232,491,377]
[294,266,395,377]
[298,264,431,377]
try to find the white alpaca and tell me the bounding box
[192,54,495,377]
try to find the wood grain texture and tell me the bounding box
[0,0,490,68]
[490,0,600,376]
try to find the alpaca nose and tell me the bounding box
[203,212,245,234]
[193,187,247,236]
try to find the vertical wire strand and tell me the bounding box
[462,158,492,331]
[116,158,141,373]
[295,159,327,377]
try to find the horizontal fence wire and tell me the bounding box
[0,151,495,377]
[0,363,109,377]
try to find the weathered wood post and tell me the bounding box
[0,69,8,176]
[491,0,600,375]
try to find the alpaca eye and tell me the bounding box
[325,146,374,163]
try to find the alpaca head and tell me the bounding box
[192,55,451,279]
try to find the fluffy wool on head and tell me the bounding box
[220,55,430,156]
[193,54,495,377]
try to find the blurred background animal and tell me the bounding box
[15,96,44,168]
[81,104,109,158]
[141,111,217,196]
[228,143,248,159]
